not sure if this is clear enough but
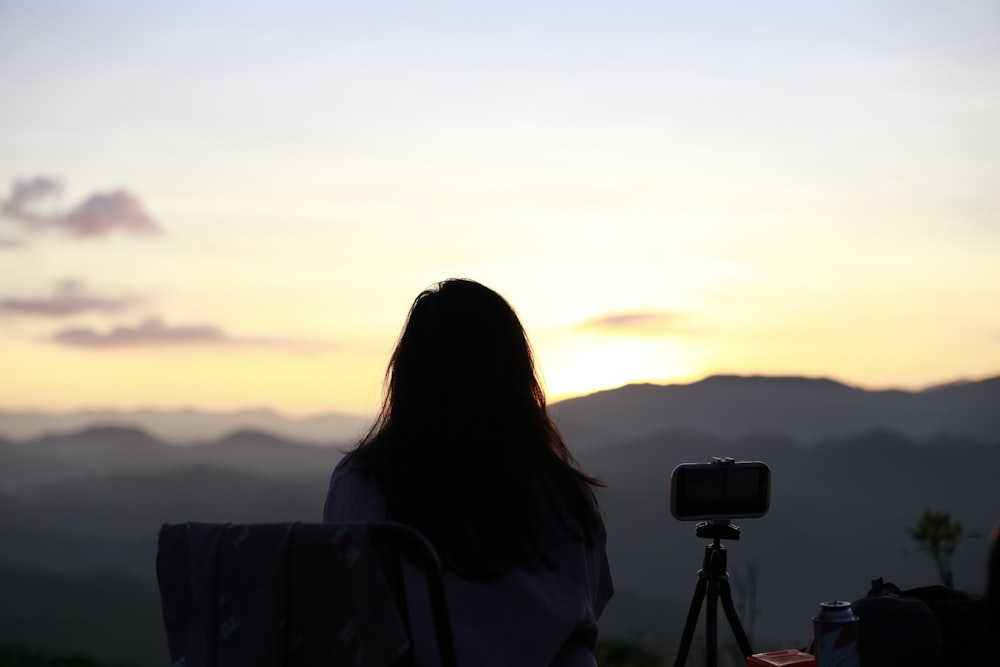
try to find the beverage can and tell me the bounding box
[812,601,859,667]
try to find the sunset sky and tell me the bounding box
[1,1,998,418]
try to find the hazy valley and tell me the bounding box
[1,375,998,664]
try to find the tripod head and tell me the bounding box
[695,519,741,543]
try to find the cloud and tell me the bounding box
[0,177,62,228]
[1,281,138,316]
[1,176,162,239]
[575,310,686,337]
[51,317,332,353]
[61,190,161,237]
[53,318,227,348]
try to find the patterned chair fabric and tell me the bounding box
[156,521,457,667]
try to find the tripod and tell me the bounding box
[673,520,753,667]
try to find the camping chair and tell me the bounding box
[156,521,458,667]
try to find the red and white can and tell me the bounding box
[812,601,860,667]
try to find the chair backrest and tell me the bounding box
[156,521,457,667]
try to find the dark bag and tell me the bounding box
[852,577,988,667]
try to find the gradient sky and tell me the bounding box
[1,1,998,417]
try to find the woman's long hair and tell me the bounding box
[348,279,604,580]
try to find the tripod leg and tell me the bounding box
[718,578,754,658]
[706,580,718,667]
[673,577,708,667]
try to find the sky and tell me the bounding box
[1,1,998,418]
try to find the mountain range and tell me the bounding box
[552,374,1000,447]
[0,374,998,665]
[3,374,998,446]
[0,407,369,445]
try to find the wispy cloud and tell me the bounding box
[575,310,687,337]
[51,317,333,353]
[1,177,162,239]
[1,281,138,316]
[53,318,227,348]
[0,177,61,227]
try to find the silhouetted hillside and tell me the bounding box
[0,563,164,666]
[192,430,343,478]
[553,374,1000,447]
[0,427,342,491]
[5,374,997,447]
[0,408,367,445]
[0,428,181,490]
[6,466,329,578]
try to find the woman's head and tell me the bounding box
[353,278,601,578]
[384,279,545,438]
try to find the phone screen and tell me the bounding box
[671,462,770,520]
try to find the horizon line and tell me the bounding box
[2,370,997,420]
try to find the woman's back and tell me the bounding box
[322,279,613,664]
[323,455,613,666]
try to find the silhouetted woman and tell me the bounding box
[323,278,613,666]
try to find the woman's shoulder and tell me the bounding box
[330,450,362,476]
[323,451,386,523]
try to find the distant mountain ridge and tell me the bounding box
[0,426,342,491]
[0,407,369,445]
[2,374,997,445]
[552,374,1000,448]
